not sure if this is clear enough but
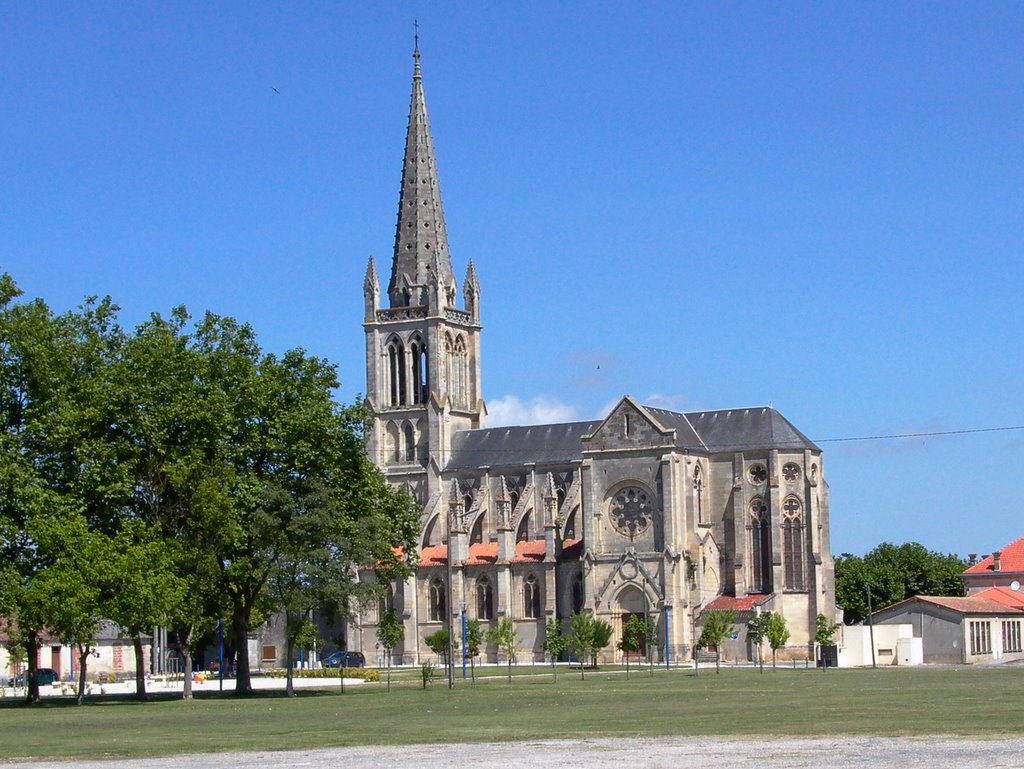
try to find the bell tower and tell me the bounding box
[364,46,484,505]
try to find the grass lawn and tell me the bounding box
[2,665,1023,760]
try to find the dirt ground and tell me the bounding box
[4,736,1024,769]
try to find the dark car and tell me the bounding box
[322,651,365,668]
[14,668,60,686]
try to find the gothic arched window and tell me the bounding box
[409,334,428,405]
[476,576,494,620]
[571,572,584,613]
[782,497,805,591]
[378,584,395,622]
[428,578,446,622]
[386,337,406,406]
[453,335,468,408]
[693,465,705,524]
[523,574,541,619]
[516,511,531,543]
[748,498,771,593]
[403,423,415,463]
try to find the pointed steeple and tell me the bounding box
[388,45,455,308]
[363,256,380,321]
[463,259,480,322]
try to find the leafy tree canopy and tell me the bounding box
[836,542,966,624]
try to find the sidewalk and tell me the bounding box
[2,673,364,698]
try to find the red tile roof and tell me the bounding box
[467,542,498,565]
[419,545,448,566]
[912,595,1021,615]
[559,538,584,561]
[963,535,1024,574]
[513,540,546,563]
[971,587,1024,609]
[703,594,771,613]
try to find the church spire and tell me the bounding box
[388,44,455,308]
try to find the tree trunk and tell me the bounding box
[76,643,91,705]
[178,623,194,700]
[772,649,777,670]
[24,633,40,705]
[132,631,148,701]
[232,604,253,695]
[284,635,295,697]
[625,653,630,680]
[715,648,721,674]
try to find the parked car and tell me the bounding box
[322,651,365,668]
[14,668,60,686]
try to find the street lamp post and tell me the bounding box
[866,585,877,669]
[461,601,468,679]
[663,603,671,670]
[218,618,224,692]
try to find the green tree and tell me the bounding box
[696,610,737,673]
[424,629,451,666]
[377,609,404,691]
[172,312,418,696]
[103,522,184,701]
[567,612,612,678]
[765,612,790,670]
[464,619,484,682]
[746,612,770,673]
[592,618,613,668]
[814,613,840,671]
[641,615,659,675]
[542,618,566,681]
[618,615,645,680]
[486,617,518,683]
[0,279,128,704]
[835,542,967,624]
[115,307,233,700]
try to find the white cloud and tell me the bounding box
[486,395,579,427]
[642,393,689,412]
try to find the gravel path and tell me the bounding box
[5,736,1024,768]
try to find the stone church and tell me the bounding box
[351,48,835,665]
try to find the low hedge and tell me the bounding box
[263,668,380,683]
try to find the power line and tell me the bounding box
[814,424,1024,444]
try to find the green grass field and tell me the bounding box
[2,665,1022,760]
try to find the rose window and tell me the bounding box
[748,464,767,484]
[783,463,800,482]
[609,487,654,538]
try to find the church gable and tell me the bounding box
[583,396,675,453]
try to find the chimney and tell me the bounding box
[993,551,1002,572]
[968,553,978,565]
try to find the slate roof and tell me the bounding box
[446,420,601,470]
[963,535,1024,574]
[671,407,819,453]
[445,404,818,471]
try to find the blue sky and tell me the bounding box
[2,2,1022,559]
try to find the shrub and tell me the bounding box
[264,668,380,682]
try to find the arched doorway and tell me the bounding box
[616,585,650,659]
